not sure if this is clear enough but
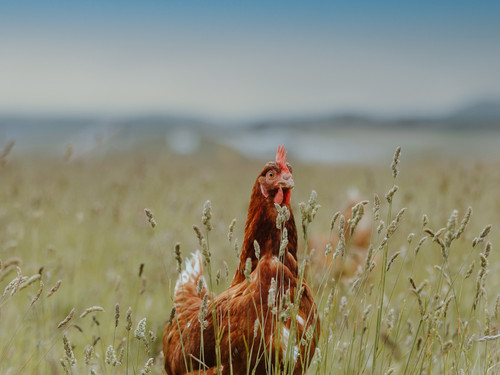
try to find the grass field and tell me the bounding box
[1,142,499,374]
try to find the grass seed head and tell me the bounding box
[134,317,147,340]
[454,207,472,240]
[465,262,475,279]
[193,225,204,246]
[84,345,94,365]
[63,333,76,366]
[391,146,402,178]
[201,238,211,264]
[325,242,333,257]
[386,308,395,332]
[197,276,204,295]
[268,277,277,307]
[377,221,385,235]
[141,358,154,374]
[31,279,44,306]
[80,306,105,319]
[253,318,260,336]
[47,279,62,298]
[174,243,182,273]
[198,294,209,330]
[144,208,157,228]
[9,266,23,296]
[18,273,41,291]
[58,308,75,329]
[330,211,341,232]
[201,200,213,232]
[228,218,236,243]
[149,330,156,342]
[484,241,492,258]
[115,303,120,327]
[373,194,380,221]
[395,207,406,223]
[118,347,125,363]
[349,201,368,236]
[253,240,261,259]
[168,306,176,326]
[126,307,132,331]
[385,185,399,203]
[386,251,400,272]
[234,239,240,257]
[105,345,118,365]
[414,236,428,256]
[473,224,492,247]
[364,244,375,272]
[244,257,252,283]
[422,214,429,227]
[301,190,320,234]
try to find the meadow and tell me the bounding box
[1,141,499,374]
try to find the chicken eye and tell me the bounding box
[267,171,275,179]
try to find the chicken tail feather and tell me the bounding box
[174,251,207,308]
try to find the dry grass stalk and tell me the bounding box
[126,307,133,331]
[473,224,492,247]
[386,252,401,272]
[385,185,399,203]
[31,280,44,306]
[18,274,41,291]
[201,200,213,232]
[62,333,76,365]
[391,146,402,178]
[58,308,75,329]
[174,243,182,273]
[80,306,105,319]
[47,280,62,297]
[144,208,157,228]
[228,218,236,243]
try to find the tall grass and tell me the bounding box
[0,144,499,374]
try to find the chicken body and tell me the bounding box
[164,146,320,374]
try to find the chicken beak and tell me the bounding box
[279,174,294,190]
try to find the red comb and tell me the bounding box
[275,145,290,173]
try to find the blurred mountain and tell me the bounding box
[246,99,500,131]
[446,100,500,124]
[1,98,499,134]
[1,98,499,162]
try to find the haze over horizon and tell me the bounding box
[1,1,500,120]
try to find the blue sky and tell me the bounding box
[1,1,499,118]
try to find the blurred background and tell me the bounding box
[1,0,500,163]
[2,3,500,373]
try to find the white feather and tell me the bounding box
[174,251,202,292]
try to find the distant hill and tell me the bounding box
[246,99,500,131]
[446,100,500,124]
[1,99,499,162]
[1,98,499,141]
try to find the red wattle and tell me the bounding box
[284,189,291,205]
[274,187,283,204]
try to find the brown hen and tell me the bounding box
[163,146,320,375]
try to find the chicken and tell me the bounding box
[309,193,372,281]
[163,146,320,375]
